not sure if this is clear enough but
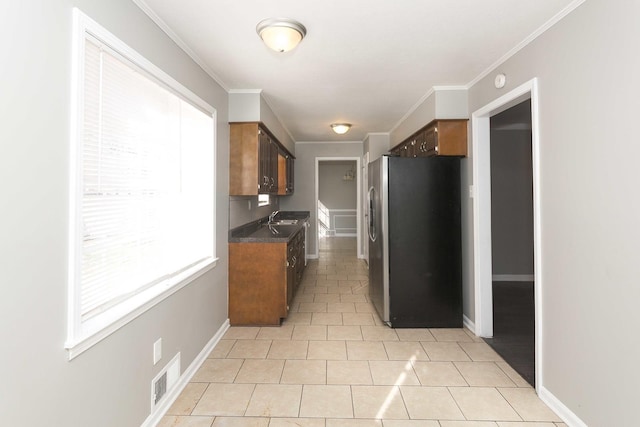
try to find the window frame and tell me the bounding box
[66,8,217,359]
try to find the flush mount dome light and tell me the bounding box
[331,123,351,135]
[256,18,306,53]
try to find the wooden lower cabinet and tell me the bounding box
[229,228,305,326]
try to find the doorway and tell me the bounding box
[471,78,543,390]
[314,157,362,259]
[483,99,535,386]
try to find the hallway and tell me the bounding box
[160,237,563,426]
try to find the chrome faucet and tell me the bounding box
[269,210,279,223]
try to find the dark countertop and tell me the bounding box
[229,211,310,243]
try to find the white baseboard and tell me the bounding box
[141,319,230,427]
[463,314,475,333]
[492,274,535,281]
[539,385,588,427]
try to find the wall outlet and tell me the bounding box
[153,338,162,365]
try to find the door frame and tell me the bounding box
[314,157,363,259]
[471,77,543,390]
[361,152,370,262]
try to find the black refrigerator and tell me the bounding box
[367,155,462,328]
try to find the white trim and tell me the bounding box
[65,258,218,359]
[463,314,475,333]
[432,85,469,92]
[140,319,230,427]
[150,352,181,411]
[259,93,298,144]
[228,89,262,94]
[389,0,584,140]
[388,87,435,135]
[465,0,586,89]
[315,157,362,259]
[492,274,535,282]
[67,8,218,359]
[130,0,230,92]
[471,78,543,393]
[363,132,390,141]
[334,212,358,235]
[539,386,588,427]
[75,10,214,115]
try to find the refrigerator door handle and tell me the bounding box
[368,186,377,242]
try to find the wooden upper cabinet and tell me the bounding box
[277,152,287,196]
[229,122,295,196]
[390,119,468,158]
[277,151,295,196]
[429,119,468,156]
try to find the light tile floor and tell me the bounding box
[159,237,566,427]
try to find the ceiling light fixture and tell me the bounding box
[256,18,306,53]
[331,123,351,135]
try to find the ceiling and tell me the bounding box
[136,0,575,142]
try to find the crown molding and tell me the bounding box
[131,0,230,92]
[465,0,586,89]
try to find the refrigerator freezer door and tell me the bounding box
[367,157,389,323]
[387,156,462,327]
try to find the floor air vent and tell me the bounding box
[153,372,167,404]
[151,353,180,409]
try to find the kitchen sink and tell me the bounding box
[269,219,299,225]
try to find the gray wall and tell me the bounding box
[464,0,640,424]
[364,133,391,162]
[229,196,279,229]
[280,142,363,255]
[0,1,229,426]
[390,87,469,146]
[318,161,358,209]
[490,129,534,277]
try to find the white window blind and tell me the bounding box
[68,10,215,357]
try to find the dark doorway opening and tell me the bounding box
[482,99,535,387]
[484,281,535,386]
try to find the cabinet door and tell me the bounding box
[400,142,409,157]
[277,152,286,196]
[258,129,270,193]
[424,125,438,156]
[286,242,296,310]
[436,120,468,156]
[269,139,279,193]
[286,157,294,194]
[229,123,260,196]
[295,233,304,285]
[277,152,295,195]
[415,131,427,157]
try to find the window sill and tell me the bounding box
[65,257,218,360]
